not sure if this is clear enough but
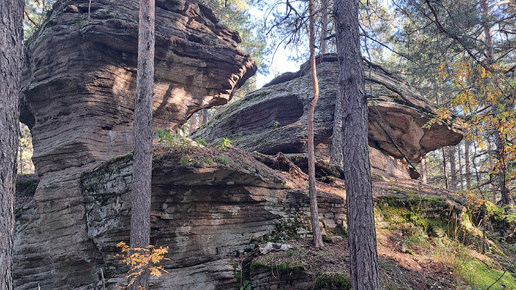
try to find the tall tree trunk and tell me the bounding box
[465,139,471,190]
[308,0,324,249]
[334,0,382,288]
[442,147,449,189]
[330,97,344,167]
[320,0,329,54]
[420,157,428,184]
[482,0,513,206]
[449,146,457,190]
[0,0,23,288]
[131,0,155,288]
[457,142,463,190]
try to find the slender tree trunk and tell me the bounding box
[457,142,463,190]
[449,146,457,190]
[420,157,427,184]
[465,139,471,190]
[131,0,155,288]
[0,0,23,288]
[442,147,449,189]
[320,0,329,54]
[334,0,382,288]
[308,0,324,249]
[330,97,344,166]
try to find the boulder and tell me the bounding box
[193,54,463,179]
[15,0,255,288]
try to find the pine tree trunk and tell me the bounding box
[449,146,457,190]
[465,139,471,190]
[330,97,344,167]
[131,0,155,288]
[320,0,329,54]
[308,0,324,249]
[334,0,382,288]
[0,0,23,288]
[457,142,463,190]
[442,147,449,189]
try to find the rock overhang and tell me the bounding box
[193,54,464,178]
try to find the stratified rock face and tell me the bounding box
[79,149,345,289]
[15,0,255,288]
[193,54,463,179]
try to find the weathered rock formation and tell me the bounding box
[15,0,255,288]
[193,54,463,179]
[77,147,346,289]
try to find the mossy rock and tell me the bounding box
[313,273,351,290]
[16,174,39,196]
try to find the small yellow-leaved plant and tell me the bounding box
[115,241,170,289]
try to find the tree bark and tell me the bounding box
[441,147,449,189]
[330,98,344,167]
[457,142,463,190]
[131,0,155,288]
[308,0,324,249]
[0,0,23,288]
[320,0,329,54]
[449,146,457,190]
[465,139,471,190]
[334,0,382,288]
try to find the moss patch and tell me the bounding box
[16,175,39,196]
[314,273,351,290]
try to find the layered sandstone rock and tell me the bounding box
[193,54,463,179]
[15,0,255,288]
[79,148,346,289]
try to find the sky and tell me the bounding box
[255,45,302,88]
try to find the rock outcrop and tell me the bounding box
[15,0,255,288]
[79,147,346,289]
[193,54,463,179]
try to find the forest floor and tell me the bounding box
[240,151,516,289]
[243,172,516,289]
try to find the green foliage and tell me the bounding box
[314,274,352,290]
[215,137,232,150]
[155,127,190,151]
[18,123,34,175]
[249,259,303,275]
[263,214,304,242]
[327,224,347,238]
[194,136,208,147]
[24,0,56,39]
[273,120,280,128]
[215,157,229,166]
[179,157,193,165]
